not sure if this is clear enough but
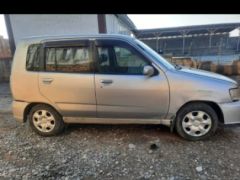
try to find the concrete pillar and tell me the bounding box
[154,33,161,52]
[182,36,185,55]
[208,29,215,48]
[237,28,240,51]
[237,37,240,52]
[181,31,187,55]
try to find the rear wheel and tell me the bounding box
[175,103,218,141]
[29,104,64,136]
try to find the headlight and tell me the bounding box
[229,87,240,101]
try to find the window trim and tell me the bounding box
[44,40,89,48]
[94,39,159,75]
[42,41,95,74]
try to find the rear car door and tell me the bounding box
[94,39,169,119]
[38,40,96,117]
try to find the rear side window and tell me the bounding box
[45,46,93,73]
[26,44,41,71]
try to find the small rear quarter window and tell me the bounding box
[26,44,41,71]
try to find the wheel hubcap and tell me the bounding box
[32,110,55,132]
[182,111,212,137]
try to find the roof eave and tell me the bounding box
[115,14,136,30]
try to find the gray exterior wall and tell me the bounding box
[9,14,134,46]
[106,15,132,35]
[9,14,99,45]
[0,59,12,82]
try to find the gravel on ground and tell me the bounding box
[0,82,240,179]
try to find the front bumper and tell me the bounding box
[12,100,29,123]
[219,100,240,124]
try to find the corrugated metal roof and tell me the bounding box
[135,23,240,38]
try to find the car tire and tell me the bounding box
[29,104,65,136]
[175,103,218,141]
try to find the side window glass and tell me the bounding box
[114,46,149,74]
[45,48,56,71]
[45,46,93,73]
[97,47,113,73]
[98,47,110,66]
[26,44,41,71]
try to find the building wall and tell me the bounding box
[9,14,99,45]
[0,36,12,82]
[0,36,11,59]
[0,59,12,82]
[106,15,132,35]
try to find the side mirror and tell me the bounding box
[143,65,154,77]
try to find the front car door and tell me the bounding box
[94,39,169,119]
[38,40,96,117]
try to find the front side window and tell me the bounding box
[26,44,41,71]
[97,47,113,73]
[45,46,93,73]
[98,47,110,66]
[114,46,148,74]
[97,44,149,75]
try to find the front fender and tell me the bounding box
[165,70,234,117]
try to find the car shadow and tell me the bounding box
[59,123,240,143]
[62,123,186,142]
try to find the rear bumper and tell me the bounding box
[219,100,240,124]
[12,100,29,123]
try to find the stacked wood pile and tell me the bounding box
[198,60,240,76]
[171,57,198,68]
[168,56,240,76]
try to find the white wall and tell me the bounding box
[106,15,132,35]
[9,14,99,44]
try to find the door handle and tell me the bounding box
[100,79,113,84]
[42,78,53,84]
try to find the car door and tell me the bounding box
[94,39,169,119]
[38,40,96,117]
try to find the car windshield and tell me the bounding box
[135,39,175,70]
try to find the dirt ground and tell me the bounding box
[0,82,240,179]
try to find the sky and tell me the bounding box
[0,14,240,39]
[0,15,7,38]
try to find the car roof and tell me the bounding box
[19,34,135,45]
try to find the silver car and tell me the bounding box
[10,34,240,140]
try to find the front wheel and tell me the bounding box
[175,103,218,141]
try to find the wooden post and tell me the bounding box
[97,14,107,34]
